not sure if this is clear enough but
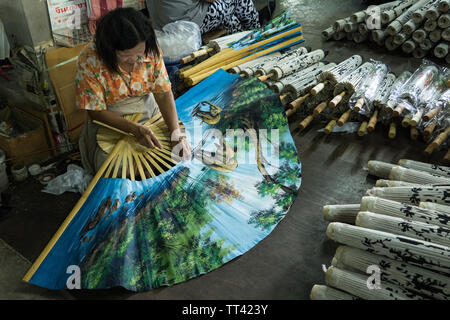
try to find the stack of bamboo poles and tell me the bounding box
[178,25,305,87]
[322,0,450,63]
[311,159,450,300]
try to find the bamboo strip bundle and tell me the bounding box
[311,55,363,95]
[321,27,335,40]
[325,266,424,299]
[179,25,303,79]
[323,204,360,223]
[382,0,420,25]
[365,186,450,206]
[438,14,450,28]
[387,0,430,35]
[414,0,440,23]
[440,0,450,12]
[253,46,310,77]
[310,284,359,300]
[271,62,331,93]
[332,245,450,299]
[324,0,449,61]
[375,179,424,187]
[330,62,375,108]
[326,222,450,274]
[398,159,450,177]
[356,211,450,247]
[420,201,450,214]
[268,49,328,80]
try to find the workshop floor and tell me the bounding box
[0,0,447,300]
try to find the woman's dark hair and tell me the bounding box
[95,7,159,73]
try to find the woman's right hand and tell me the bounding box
[132,123,163,149]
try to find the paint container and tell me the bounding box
[12,163,28,182]
[0,149,8,191]
[28,164,42,176]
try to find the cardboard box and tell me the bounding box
[0,106,51,166]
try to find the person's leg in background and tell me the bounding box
[200,0,261,35]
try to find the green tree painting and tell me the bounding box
[80,167,239,291]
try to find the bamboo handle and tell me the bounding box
[423,122,436,140]
[401,116,411,128]
[443,149,450,164]
[423,107,441,122]
[259,73,274,82]
[337,109,351,126]
[329,92,346,108]
[410,127,419,140]
[393,102,406,117]
[353,98,364,113]
[367,109,378,132]
[410,110,423,127]
[299,114,314,131]
[287,94,309,116]
[357,121,368,136]
[324,119,337,134]
[388,122,396,139]
[311,81,328,95]
[313,100,329,116]
[431,127,450,149]
[424,143,438,156]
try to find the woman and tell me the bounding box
[145,0,262,35]
[76,7,191,176]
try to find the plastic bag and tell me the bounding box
[42,164,92,196]
[155,21,202,63]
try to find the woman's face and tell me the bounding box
[116,42,146,65]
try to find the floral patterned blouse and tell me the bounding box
[75,42,172,111]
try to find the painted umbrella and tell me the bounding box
[23,70,302,291]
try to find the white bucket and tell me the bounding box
[0,149,8,192]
